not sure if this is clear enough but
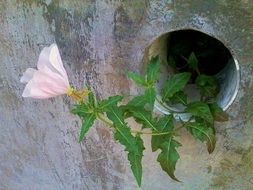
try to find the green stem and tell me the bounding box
[97,113,174,136]
[97,113,114,128]
[131,129,174,136]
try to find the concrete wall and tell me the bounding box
[0,0,253,189]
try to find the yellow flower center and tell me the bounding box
[66,87,74,96]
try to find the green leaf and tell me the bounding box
[128,109,157,131]
[150,116,180,181]
[121,95,148,116]
[185,121,216,153]
[106,106,144,186]
[144,87,156,110]
[127,72,147,87]
[79,113,96,142]
[196,75,217,87]
[186,101,213,124]
[106,107,137,151]
[127,95,148,108]
[195,75,219,98]
[88,91,96,107]
[151,115,174,151]
[146,56,160,84]
[169,91,187,105]
[98,95,123,112]
[155,115,174,132]
[128,134,145,187]
[71,103,91,116]
[157,139,181,182]
[187,52,198,70]
[209,103,229,122]
[162,72,191,101]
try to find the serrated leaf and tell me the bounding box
[128,72,147,87]
[157,139,181,182]
[185,121,216,153]
[169,91,187,105]
[120,95,148,116]
[106,107,137,150]
[71,103,91,116]
[121,94,149,119]
[187,52,198,70]
[162,72,191,101]
[98,95,123,112]
[155,115,174,132]
[127,95,148,108]
[128,135,145,187]
[151,115,174,151]
[144,87,156,110]
[195,75,219,98]
[79,113,96,142]
[88,91,96,107]
[128,109,157,131]
[106,106,144,186]
[209,103,229,122]
[186,101,213,124]
[146,56,160,84]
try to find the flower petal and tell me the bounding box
[37,43,69,83]
[22,70,70,99]
[20,68,36,83]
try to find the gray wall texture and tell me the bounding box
[0,0,253,189]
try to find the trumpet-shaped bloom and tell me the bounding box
[21,44,71,99]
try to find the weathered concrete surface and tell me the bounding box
[0,0,253,189]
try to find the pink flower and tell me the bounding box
[21,43,71,99]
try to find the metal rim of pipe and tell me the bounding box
[144,29,240,117]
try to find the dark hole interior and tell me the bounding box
[167,30,232,80]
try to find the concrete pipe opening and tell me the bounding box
[144,29,240,117]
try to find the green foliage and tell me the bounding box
[150,115,180,180]
[144,87,156,110]
[128,108,157,131]
[187,52,198,70]
[128,134,145,187]
[79,113,96,142]
[157,139,181,181]
[186,101,213,124]
[169,91,187,105]
[127,95,148,108]
[185,121,216,153]
[209,103,229,122]
[71,103,91,116]
[106,106,144,187]
[162,72,191,101]
[151,115,174,151]
[127,56,160,88]
[127,72,147,87]
[88,90,96,107]
[98,95,123,112]
[146,56,160,84]
[195,74,219,99]
[70,54,229,187]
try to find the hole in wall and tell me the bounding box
[144,29,240,117]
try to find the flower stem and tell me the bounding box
[97,113,114,128]
[131,130,175,136]
[67,87,90,102]
[97,113,174,136]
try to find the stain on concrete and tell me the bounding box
[211,145,253,189]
